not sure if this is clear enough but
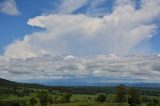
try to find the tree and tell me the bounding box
[95,94,106,103]
[53,95,58,104]
[12,102,20,106]
[128,88,141,106]
[37,90,49,106]
[147,99,160,106]
[115,84,126,103]
[48,95,54,106]
[87,97,92,102]
[30,97,37,106]
[63,93,72,103]
[23,88,30,96]
[147,103,154,106]
[152,98,159,106]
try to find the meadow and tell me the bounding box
[0,84,160,106]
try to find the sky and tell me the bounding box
[0,0,160,84]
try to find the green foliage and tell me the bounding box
[0,100,28,106]
[30,97,37,106]
[115,84,126,103]
[146,98,160,106]
[1,79,160,106]
[37,90,49,106]
[48,95,54,106]
[147,103,155,106]
[63,93,72,103]
[152,98,159,104]
[95,94,106,103]
[142,96,152,103]
[128,88,142,106]
[53,95,58,104]
[57,96,65,103]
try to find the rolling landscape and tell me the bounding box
[0,78,160,106]
[0,0,160,106]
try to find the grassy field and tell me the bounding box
[0,95,30,101]
[0,82,160,106]
[34,102,148,106]
[0,93,159,106]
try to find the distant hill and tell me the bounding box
[0,78,160,96]
[0,78,48,89]
[131,83,160,88]
[31,79,160,88]
[1,78,160,88]
[0,78,17,86]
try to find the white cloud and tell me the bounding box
[0,0,20,15]
[0,55,160,82]
[64,55,75,60]
[1,0,160,83]
[115,0,134,7]
[86,0,108,16]
[57,0,88,14]
[4,36,37,59]
[4,0,160,59]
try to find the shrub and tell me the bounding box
[95,94,106,103]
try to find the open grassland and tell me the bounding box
[0,80,160,106]
[0,93,160,106]
[33,102,151,106]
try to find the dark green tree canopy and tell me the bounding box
[115,84,126,103]
[95,94,106,103]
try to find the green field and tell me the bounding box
[0,78,160,106]
[0,93,160,106]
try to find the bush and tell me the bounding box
[37,90,49,106]
[30,97,37,106]
[63,93,72,103]
[95,94,106,103]
[0,100,27,106]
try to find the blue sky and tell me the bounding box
[0,0,56,53]
[0,0,160,56]
[0,0,160,83]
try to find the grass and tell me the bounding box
[71,94,96,102]
[0,93,158,106]
[34,102,148,106]
[0,95,30,101]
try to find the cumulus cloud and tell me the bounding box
[4,0,160,59]
[0,55,160,83]
[1,0,160,83]
[0,0,20,15]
